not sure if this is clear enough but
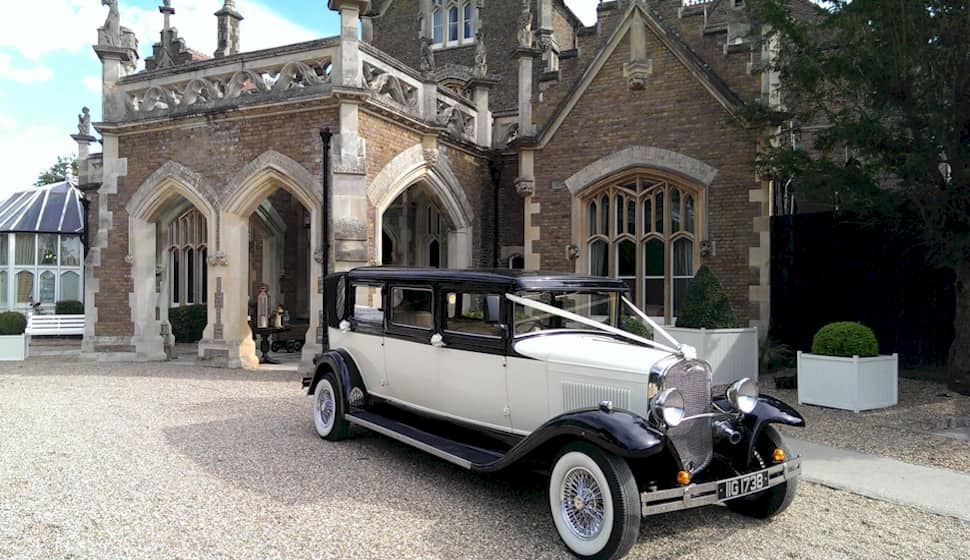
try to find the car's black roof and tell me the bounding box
[342,267,629,291]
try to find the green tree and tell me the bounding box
[34,155,79,186]
[751,0,970,394]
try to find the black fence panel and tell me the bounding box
[770,212,954,368]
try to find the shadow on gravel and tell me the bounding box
[3,358,301,384]
[162,396,747,558]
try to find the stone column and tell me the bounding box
[329,0,370,88]
[332,97,369,273]
[515,149,540,271]
[215,210,259,368]
[514,46,542,138]
[129,216,167,361]
[469,78,496,148]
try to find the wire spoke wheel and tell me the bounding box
[561,467,606,540]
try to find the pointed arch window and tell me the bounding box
[432,7,443,44]
[583,175,702,323]
[167,208,208,307]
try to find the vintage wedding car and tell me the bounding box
[303,268,804,560]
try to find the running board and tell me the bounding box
[346,410,504,470]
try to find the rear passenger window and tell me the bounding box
[445,292,503,337]
[352,283,384,329]
[390,287,433,329]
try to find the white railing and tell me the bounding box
[682,0,716,6]
[119,40,339,117]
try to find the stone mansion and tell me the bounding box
[75,0,809,369]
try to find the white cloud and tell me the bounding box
[0,114,77,198]
[83,75,102,93]
[564,0,598,27]
[0,1,319,66]
[0,53,54,84]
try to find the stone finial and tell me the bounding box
[474,30,488,78]
[77,107,92,137]
[623,10,653,90]
[97,0,121,47]
[419,36,435,73]
[517,0,533,48]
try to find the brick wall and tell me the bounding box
[98,103,338,336]
[532,26,761,323]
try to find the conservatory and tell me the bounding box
[0,180,85,313]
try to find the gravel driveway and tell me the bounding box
[1,358,967,559]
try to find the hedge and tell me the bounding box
[169,304,207,343]
[0,312,27,335]
[55,300,84,314]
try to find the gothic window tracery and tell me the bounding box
[168,209,208,307]
[583,174,701,322]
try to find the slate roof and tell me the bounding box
[0,181,85,234]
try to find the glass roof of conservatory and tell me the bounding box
[0,180,85,234]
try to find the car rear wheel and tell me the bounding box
[726,426,798,519]
[549,442,640,560]
[313,372,349,441]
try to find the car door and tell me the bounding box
[331,280,387,396]
[432,287,512,431]
[382,285,438,410]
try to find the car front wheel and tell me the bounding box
[313,372,349,441]
[726,425,798,519]
[548,442,641,560]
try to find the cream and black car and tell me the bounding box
[303,267,803,560]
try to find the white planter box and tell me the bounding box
[797,351,898,412]
[655,326,759,385]
[0,334,28,361]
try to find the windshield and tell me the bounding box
[513,290,633,336]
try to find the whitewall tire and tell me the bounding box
[549,442,640,560]
[313,372,349,441]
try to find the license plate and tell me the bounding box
[718,470,769,500]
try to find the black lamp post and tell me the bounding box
[319,127,332,351]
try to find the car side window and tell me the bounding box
[444,292,503,338]
[389,287,433,330]
[352,282,384,330]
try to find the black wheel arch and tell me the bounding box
[307,348,368,405]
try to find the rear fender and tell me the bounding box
[307,348,367,404]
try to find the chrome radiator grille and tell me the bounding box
[665,361,712,474]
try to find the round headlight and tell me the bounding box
[727,377,759,414]
[653,388,686,427]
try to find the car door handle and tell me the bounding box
[430,333,446,348]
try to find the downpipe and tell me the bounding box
[713,420,742,445]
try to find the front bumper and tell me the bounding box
[640,457,802,516]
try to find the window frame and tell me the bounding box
[581,173,702,324]
[387,286,436,336]
[440,287,507,353]
[349,280,386,336]
[430,0,477,49]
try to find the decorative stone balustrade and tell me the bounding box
[117,39,339,118]
[114,37,486,147]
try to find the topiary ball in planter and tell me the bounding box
[55,300,84,315]
[811,322,879,358]
[674,265,736,329]
[0,312,27,335]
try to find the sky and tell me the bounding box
[0,0,597,199]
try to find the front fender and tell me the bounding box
[476,408,665,473]
[306,348,366,403]
[715,394,804,467]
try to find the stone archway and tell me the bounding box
[216,150,321,369]
[125,161,218,361]
[367,145,474,268]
